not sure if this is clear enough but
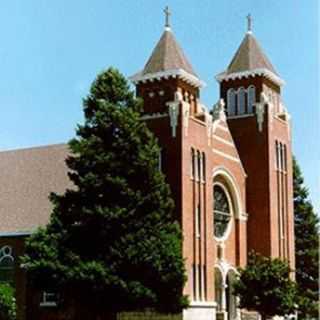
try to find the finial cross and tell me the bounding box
[164,6,171,28]
[247,14,252,32]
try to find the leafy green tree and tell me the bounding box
[22,68,187,318]
[0,283,16,320]
[293,157,319,319]
[233,251,298,320]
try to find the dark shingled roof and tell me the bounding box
[226,32,278,75]
[142,29,197,77]
[0,144,71,234]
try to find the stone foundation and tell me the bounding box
[183,302,217,320]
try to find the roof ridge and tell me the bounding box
[0,143,67,154]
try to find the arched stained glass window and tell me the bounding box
[237,87,246,114]
[0,246,14,285]
[247,85,256,113]
[213,185,232,238]
[227,89,236,116]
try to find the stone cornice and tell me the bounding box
[215,68,285,87]
[129,68,206,88]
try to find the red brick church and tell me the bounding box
[0,11,294,320]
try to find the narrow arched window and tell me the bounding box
[279,142,283,171]
[275,140,279,169]
[202,152,206,182]
[283,144,287,172]
[197,151,201,181]
[0,246,14,285]
[247,85,256,113]
[237,87,245,115]
[191,148,195,178]
[227,89,236,116]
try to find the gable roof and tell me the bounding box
[227,32,278,75]
[142,29,197,77]
[0,144,71,234]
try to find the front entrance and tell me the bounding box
[214,267,239,320]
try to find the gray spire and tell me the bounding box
[141,29,198,77]
[226,32,278,75]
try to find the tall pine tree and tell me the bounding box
[22,68,187,317]
[293,157,319,318]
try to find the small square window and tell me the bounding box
[40,291,57,307]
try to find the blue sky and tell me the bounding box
[0,1,318,211]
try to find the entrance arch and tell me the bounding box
[214,263,240,320]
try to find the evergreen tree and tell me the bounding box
[0,284,16,320]
[293,157,319,319]
[233,251,298,320]
[22,68,187,317]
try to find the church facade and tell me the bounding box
[0,13,294,320]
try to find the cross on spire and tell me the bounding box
[247,14,252,33]
[164,6,171,29]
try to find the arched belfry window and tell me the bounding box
[237,87,246,115]
[213,184,232,239]
[0,246,14,285]
[247,85,256,113]
[227,89,236,116]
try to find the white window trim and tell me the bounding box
[196,204,201,239]
[0,246,14,263]
[40,291,57,307]
[212,149,240,163]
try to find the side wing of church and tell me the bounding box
[0,13,294,320]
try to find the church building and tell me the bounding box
[0,10,294,320]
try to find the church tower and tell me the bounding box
[130,7,204,224]
[130,8,221,320]
[216,16,295,269]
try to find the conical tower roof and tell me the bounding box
[227,32,278,75]
[130,21,204,88]
[142,29,197,77]
[216,26,284,86]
